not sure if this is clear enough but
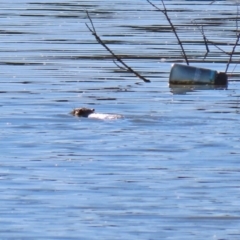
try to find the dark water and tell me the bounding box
[1,0,240,239]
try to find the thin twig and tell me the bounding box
[226,2,240,73]
[113,59,126,70]
[87,10,96,33]
[236,4,239,36]
[147,0,189,65]
[201,26,209,52]
[203,40,229,55]
[231,63,238,76]
[192,20,229,56]
[231,2,239,74]
[200,25,209,60]
[85,11,150,83]
[225,33,240,73]
[232,3,240,73]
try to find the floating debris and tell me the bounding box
[169,64,228,85]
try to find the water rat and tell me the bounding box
[70,107,122,120]
[70,107,95,117]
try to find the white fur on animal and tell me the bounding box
[70,107,122,120]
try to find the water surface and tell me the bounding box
[1,0,240,239]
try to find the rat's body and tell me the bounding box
[70,107,122,120]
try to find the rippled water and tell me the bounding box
[1,0,240,239]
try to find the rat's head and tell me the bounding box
[71,108,95,117]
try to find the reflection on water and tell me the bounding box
[1,0,240,239]
[170,84,228,94]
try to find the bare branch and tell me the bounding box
[203,41,229,55]
[86,11,96,33]
[85,11,150,83]
[225,33,240,73]
[209,1,216,5]
[199,25,209,60]
[192,20,229,56]
[236,4,239,36]
[225,3,240,73]
[113,59,126,70]
[147,0,189,65]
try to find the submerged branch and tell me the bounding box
[85,11,150,83]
